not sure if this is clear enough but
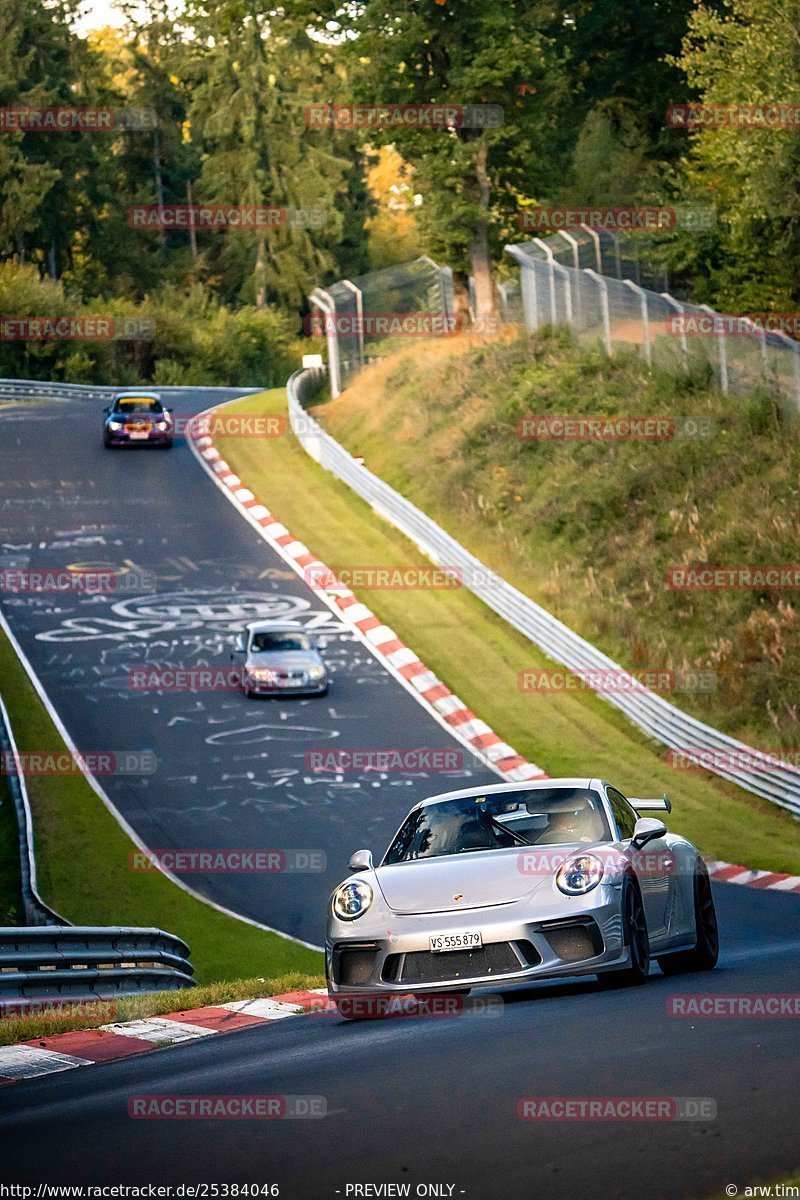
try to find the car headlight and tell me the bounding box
[156,420,169,431]
[307,665,326,680]
[556,854,604,896]
[332,879,373,921]
[108,421,122,430]
[249,668,274,681]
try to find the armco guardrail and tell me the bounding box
[287,365,800,816]
[0,379,262,402]
[0,696,67,926]
[0,927,195,1005]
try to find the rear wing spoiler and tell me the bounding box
[630,794,672,814]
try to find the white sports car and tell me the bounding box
[326,778,719,1016]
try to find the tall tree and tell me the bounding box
[301,0,568,315]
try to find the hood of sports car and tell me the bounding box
[375,849,561,914]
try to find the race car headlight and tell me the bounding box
[307,665,326,680]
[156,420,169,431]
[108,420,122,430]
[332,880,373,921]
[556,854,604,896]
[249,668,274,681]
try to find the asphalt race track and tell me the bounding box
[1,885,798,1196]
[1,389,798,1197]
[0,389,498,943]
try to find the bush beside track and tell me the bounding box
[216,386,800,876]
[0,632,323,983]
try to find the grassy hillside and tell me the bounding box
[317,330,799,754]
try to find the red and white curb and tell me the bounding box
[0,989,333,1085]
[187,412,546,784]
[704,859,800,893]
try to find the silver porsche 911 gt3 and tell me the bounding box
[326,778,718,1015]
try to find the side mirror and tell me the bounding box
[231,635,247,657]
[315,636,328,651]
[102,406,110,413]
[348,849,373,872]
[165,406,173,413]
[631,817,667,849]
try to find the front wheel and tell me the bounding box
[658,864,719,975]
[598,874,650,988]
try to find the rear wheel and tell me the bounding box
[658,864,719,975]
[598,874,650,988]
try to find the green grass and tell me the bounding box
[0,970,324,1047]
[0,633,323,983]
[216,383,800,877]
[318,329,800,753]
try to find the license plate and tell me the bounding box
[129,431,149,440]
[429,931,482,953]
[276,678,302,687]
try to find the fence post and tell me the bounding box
[532,238,558,325]
[309,287,341,398]
[622,279,652,367]
[699,304,728,393]
[557,231,582,325]
[579,224,603,273]
[340,279,364,365]
[583,269,612,355]
[505,245,540,330]
[660,293,689,374]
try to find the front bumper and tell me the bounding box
[327,890,628,995]
[244,677,327,696]
[105,428,172,445]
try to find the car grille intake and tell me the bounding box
[384,941,527,984]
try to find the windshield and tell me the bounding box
[113,398,163,414]
[383,788,610,864]
[249,631,312,653]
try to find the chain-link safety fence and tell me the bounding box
[505,228,800,413]
[310,256,454,396]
